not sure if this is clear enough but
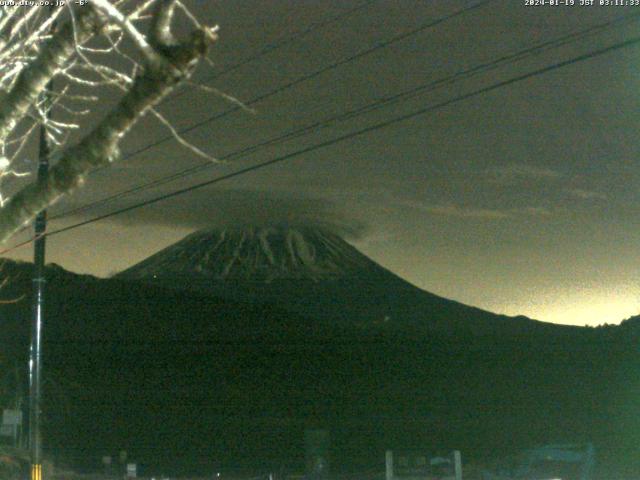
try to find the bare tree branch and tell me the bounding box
[0,4,216,243]
[0,8,103,145]
[89,0,164,65]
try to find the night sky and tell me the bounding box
[3,0,640,327]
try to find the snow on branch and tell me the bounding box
[0,1,218,243]
[0,7,103,144]
[89,0,163,66]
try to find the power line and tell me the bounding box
[152,0,382,109]
[171,0,383,92]
[51,10,640,221]
[83,0,494,178]
[335,10,640,122]
[38,33,640,242]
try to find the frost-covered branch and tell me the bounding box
[0,0,218,243]
[0,7,103,144]
[89,0,163,65]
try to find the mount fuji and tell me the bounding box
[117,223,567,335]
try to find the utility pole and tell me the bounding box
[28,10,57,479]
[29,65,53,480]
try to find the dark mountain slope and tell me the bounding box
[0,254,635,475]
[117,224,574,336]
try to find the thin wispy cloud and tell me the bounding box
[486,163,563,185]
[516,206,553,217]
[567,188,607,201]
[396,199,552,220]
[423,204,510,219]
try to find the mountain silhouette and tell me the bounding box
[117,224,570,336]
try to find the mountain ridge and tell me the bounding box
[116,224,577,336]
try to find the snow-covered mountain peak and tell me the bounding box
[119,224,379,282]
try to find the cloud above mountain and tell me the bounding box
[107,188,370,240]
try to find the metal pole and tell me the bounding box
[385,450,393,480]
[29,77,52,480]
[452,450,462,480]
